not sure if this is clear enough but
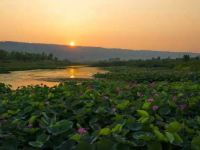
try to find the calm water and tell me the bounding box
[0,66,106,89]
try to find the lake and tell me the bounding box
[0,66,106,89]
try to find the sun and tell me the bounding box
[69,41,75,47]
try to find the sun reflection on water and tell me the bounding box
[69,68,75,78]
[0,66,108,89]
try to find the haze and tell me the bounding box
[0,0,200,52]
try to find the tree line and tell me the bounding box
[0,49,58,62]
[92,55,200,70]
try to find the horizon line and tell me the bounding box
[0,40,199,54]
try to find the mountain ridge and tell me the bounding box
[0,41,199,62]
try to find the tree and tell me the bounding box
[183,55,190,61]
[0,50,7,60]
[48,53,53,60]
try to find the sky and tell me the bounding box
[0,0,200,52]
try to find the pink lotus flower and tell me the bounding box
[78,127,87,135]
[27,124,33,128]
[152,105,159,111]
[147,98,154,102]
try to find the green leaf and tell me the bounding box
[71,134,81,142]
[138,117,149,123]
[116,100,130,110]
[37,133,50,143]
[29,141,44,148]
[28,115,38,124]
[99,128,111,136]
[158,106,171,115]
[56,140,76,150]
[126,122,142,131]
[142,102,151,110]
[137,110,149,117]
[173,133,183,144]
[191,136,200,150]
[165,132,174,143]
[152,126,167,142]
[48,120,73,135]
[166,121,181,133]
[137,110,149,123]
[133,131,154,141]
[111,124,123,133]
[29,133,50,148]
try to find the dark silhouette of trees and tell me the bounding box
[0,50,7,59]
[0,50,58,62]
[183,55,190,61]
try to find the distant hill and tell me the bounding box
[0,41,199,62]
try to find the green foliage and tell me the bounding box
[0,50,70,73]
[166,121,181,133]
[99,128,111,136]
[0,59,200,149]
[191,136,200,150]
[0,49,58,61]
[48,120,73,135]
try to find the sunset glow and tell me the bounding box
[0,0,200,52]
[69,41,76,47]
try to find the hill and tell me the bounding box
[0,41,199,62]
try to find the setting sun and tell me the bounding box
[69,41,75,47]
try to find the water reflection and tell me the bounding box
[0,66,107,89]
[69,68,75,78]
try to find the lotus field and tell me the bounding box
[0,66,200,150]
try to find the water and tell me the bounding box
[0,66,106,89]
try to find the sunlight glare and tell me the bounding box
[69,41,75,47]
[69,68,75,78]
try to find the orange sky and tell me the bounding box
[0,0,200,52]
